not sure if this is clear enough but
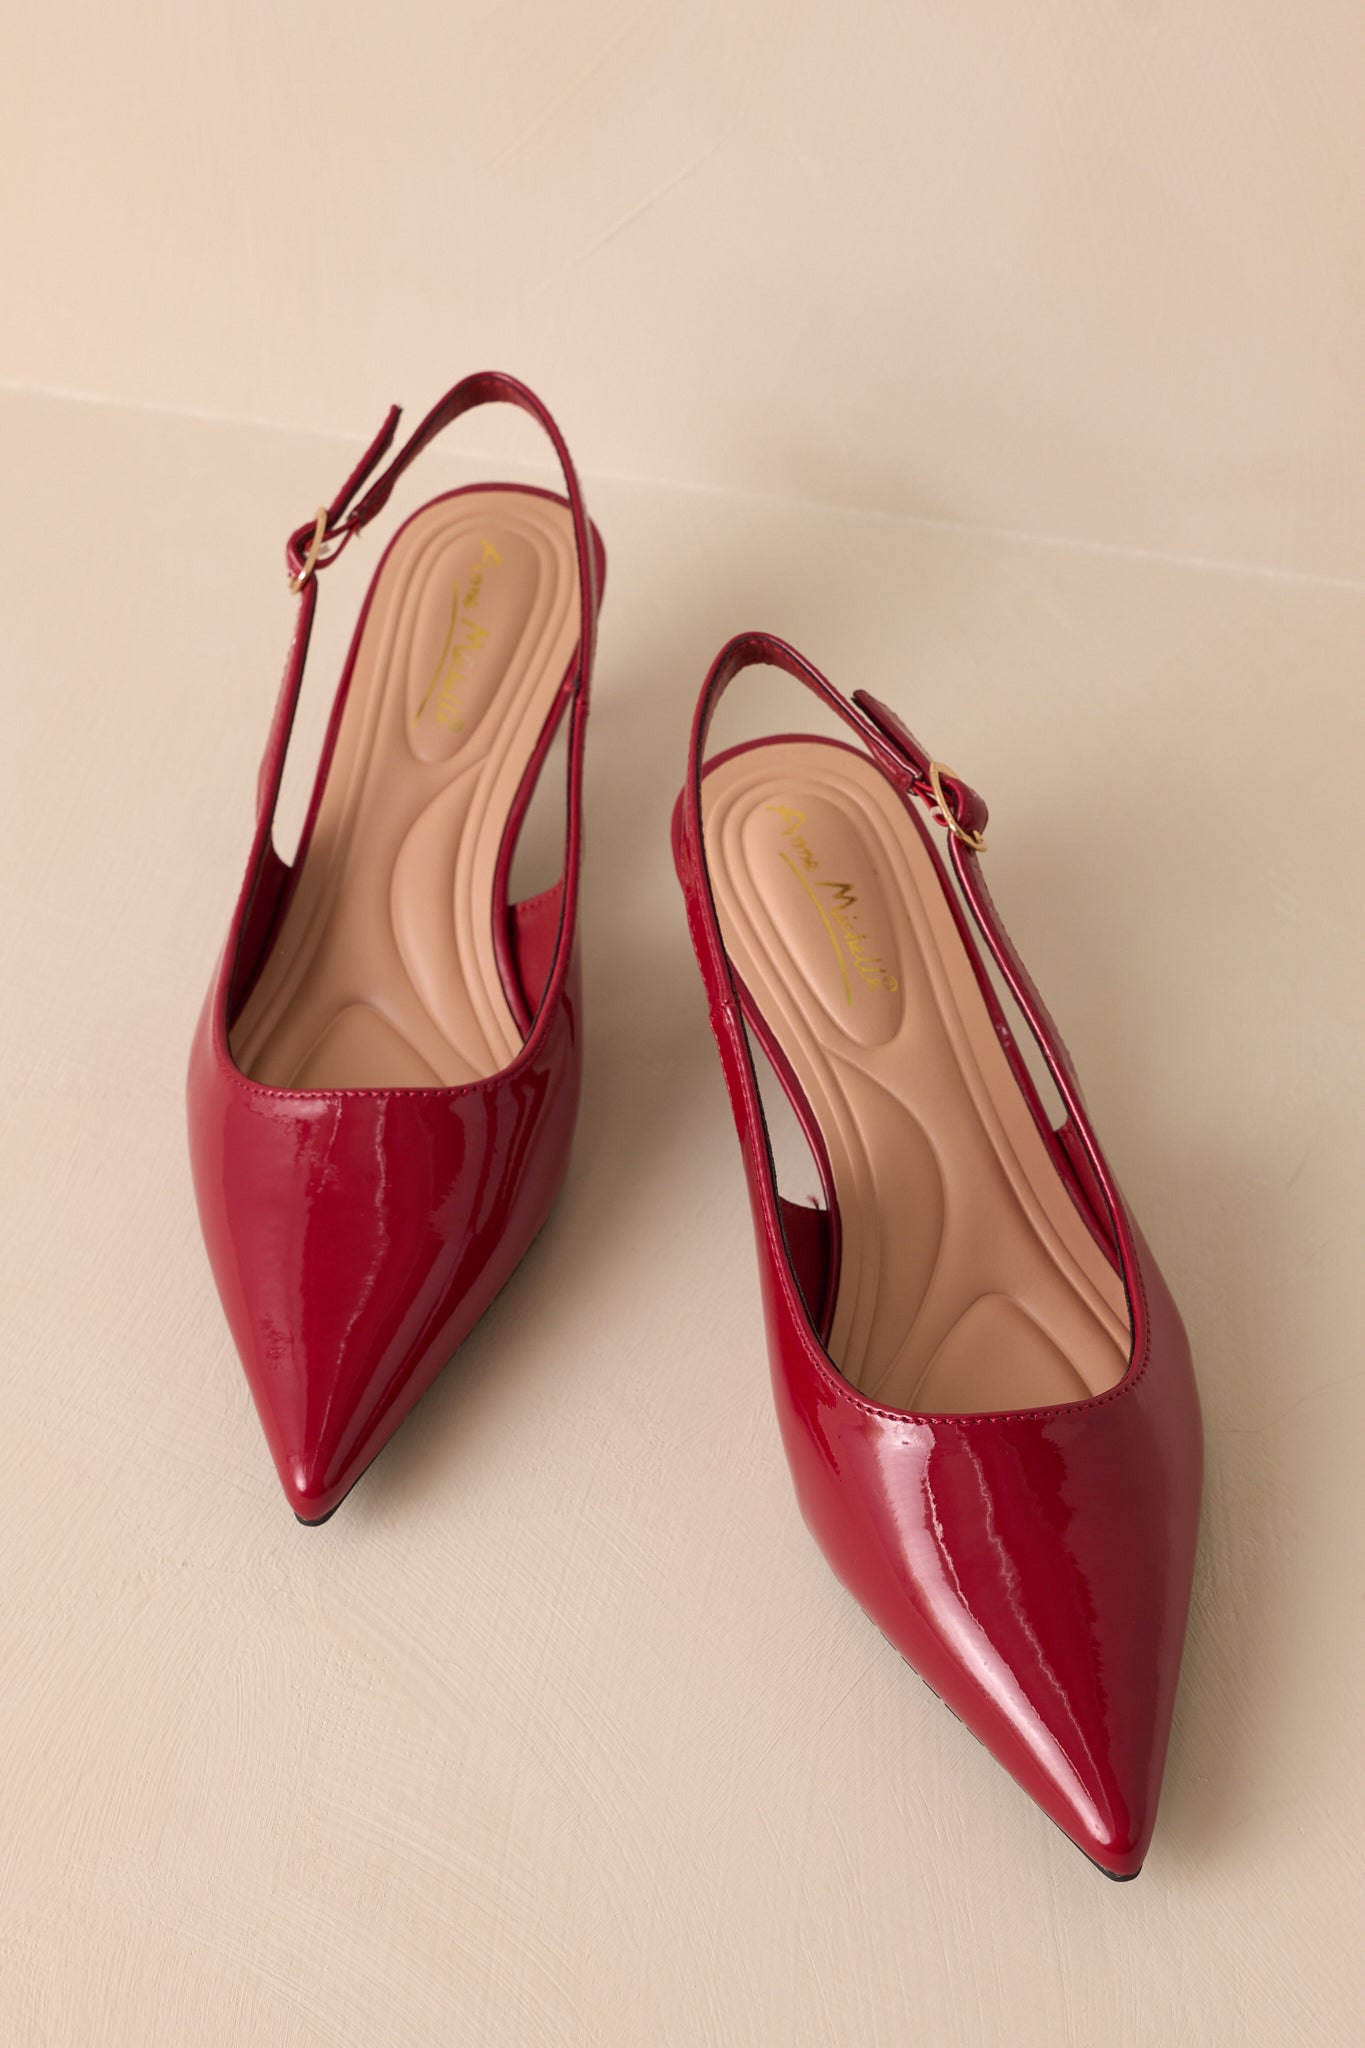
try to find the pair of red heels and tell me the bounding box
[187,372,1202,1880]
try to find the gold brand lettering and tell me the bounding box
[768,803,898,1003]
[413,537,503,732]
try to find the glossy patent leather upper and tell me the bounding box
[672,632,1202,1877]
[187,373,602,1523]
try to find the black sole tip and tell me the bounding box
[293,1501,342,1528]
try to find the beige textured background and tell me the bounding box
[3,4,1364,2043]
[7,0,1365,577]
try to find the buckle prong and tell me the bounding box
[288,507,331,594]
[927,761,987,852]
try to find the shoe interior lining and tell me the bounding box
[232,490,579,1089]
[701,739,1129,1414]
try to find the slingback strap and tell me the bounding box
[282,371,597,691]
[679,630,988,866]
[259,370,597,823]
[677,631,1109,1163]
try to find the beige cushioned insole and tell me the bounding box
[702,741,1129,1413]
[232,490,579,1089]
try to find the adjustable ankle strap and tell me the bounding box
[677,630,1095,1121]
[680,630,988,872]
[259,371,597,826]
[283,370,598,692]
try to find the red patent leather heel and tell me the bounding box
[187,372,603,1524]
[671,632,1202,1877]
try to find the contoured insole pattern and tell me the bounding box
[702,741,1129,1414]
[233,491,579,1091]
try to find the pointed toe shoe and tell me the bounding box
[671,631,1201,1876]
[188,372,603,1522]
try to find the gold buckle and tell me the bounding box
[288,507,330,593]
[927,761,987,852]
